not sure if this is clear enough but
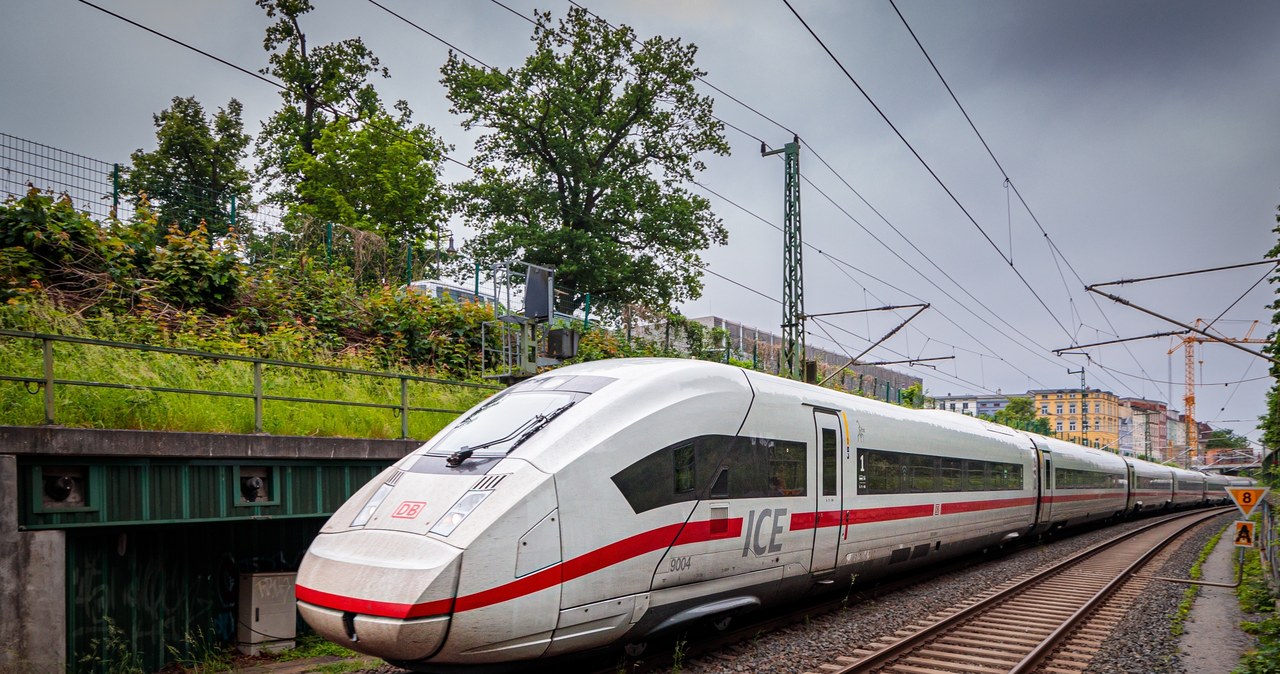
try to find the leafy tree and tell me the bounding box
[289,103,449,247]
[1204,429,1250,450]
[992,396,1051,434]
[899,383,924,408]
[441,6,730,315]
[1263,198,1280,458]
[121,96,251,237]
[255,0,388,205]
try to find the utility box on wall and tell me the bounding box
[238,572,297,655]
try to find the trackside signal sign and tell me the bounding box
[1233,521,1257,548]
[1226,487,1270,518]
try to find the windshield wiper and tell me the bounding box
[446,402,577,466]
[507,402,575,453]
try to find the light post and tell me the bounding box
[435,230,456,279]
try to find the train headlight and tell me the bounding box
[429,490,489,537]
[350,483,394,528]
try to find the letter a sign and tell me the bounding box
[1233,521,1256,548]
[1226,487,1270,518]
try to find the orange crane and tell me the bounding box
[1167,319,1266,459]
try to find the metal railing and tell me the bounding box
[1263,497,1279,591]
[0,329,502,438]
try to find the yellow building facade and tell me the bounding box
[1030,388,1121,452]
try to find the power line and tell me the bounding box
[557,0,1145,400]
[78,0,478,174]
[367,0,495,69]
[1091,362,1272,387]
[781,0,1076,343]
[696,174,1056,389]
[545,1,1072,392]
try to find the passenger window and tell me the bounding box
[768,442,806,496]
[908,455,937,492]
[673,443,695,493]
[963,460,985,491]
[939,458,962,491]
[859,449,901,494]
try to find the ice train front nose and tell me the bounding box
[297,528,461,662]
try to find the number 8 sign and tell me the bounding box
[1226,487,1269,518]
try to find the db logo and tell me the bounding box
[392,501,426,519]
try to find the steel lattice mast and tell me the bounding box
[763,136,803,380]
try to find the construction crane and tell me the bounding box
[1167,319,1266,459]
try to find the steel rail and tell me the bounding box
[1008,508,1225,673]
[837,507,1229,673]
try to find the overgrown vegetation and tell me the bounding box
[76,618,145,674]
[1235,534,1279,673]
[1171,525,1226,636]
[274,635,359,662]
[164,627,234,673]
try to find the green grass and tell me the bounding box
[1171,524,1226,636]
[1233,529,1279,674]
[0,336,493,439]
[273,636,359,662]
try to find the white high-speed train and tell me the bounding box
[295,359,1243,669]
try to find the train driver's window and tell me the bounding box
[673,443,695,493]
[710,468,729,499]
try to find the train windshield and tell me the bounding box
[429,390,585,458]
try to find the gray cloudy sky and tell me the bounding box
[3,0,1278,449]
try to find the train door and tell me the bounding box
[1035,441,1053,527]
[812,410,844,574]
[1125,462,1137,512]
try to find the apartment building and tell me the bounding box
[1029,388,1120,451]
[930,394,1013,417]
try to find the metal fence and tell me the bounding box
[1263,496,1279,590]
[0,131,286,234]
[0,328,501,439]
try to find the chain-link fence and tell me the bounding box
[1,132,489,292]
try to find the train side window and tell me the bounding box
[859,449,900,494]
[821,428,838,496]
[989,462,1023,490]
[939,458,962,491]
[908,455,937,493]
[963,460,986,491]
[673,443,695,493]
[767,441,807,497]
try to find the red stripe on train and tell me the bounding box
[790,496,1035,530]
[302,517,745,618]
[296,584,454,620]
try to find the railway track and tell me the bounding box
[803,507,1231,674]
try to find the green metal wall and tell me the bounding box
[13,457,389,672]
[67,519,323,672]
[19,460,383,529]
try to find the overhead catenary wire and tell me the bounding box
[373,1,1259,411]
[885,0,1165,385]
[542,0,1077,393]
[781,0,1076,343]
[85,0,1143,403]
[694,178,1050,388]
[77,0,479,174]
